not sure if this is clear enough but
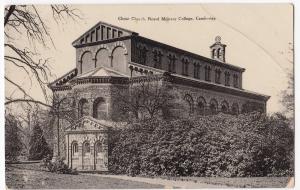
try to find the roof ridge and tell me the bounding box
[72,21,138,46]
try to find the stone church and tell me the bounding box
[49,21,270,171]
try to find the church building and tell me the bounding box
[49,21,270,171]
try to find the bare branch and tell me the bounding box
[5,76,32,99]
[4,5,16,26]
[4,5,82,110]
[5,98,52,108]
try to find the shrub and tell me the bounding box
[5,114,23,161]
[42,155,78,175]
[29,124,52,160]
[109,112,293,177]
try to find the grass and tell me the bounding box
[5,163,292,188]
[5,163,163,189]
[157,176,291,188]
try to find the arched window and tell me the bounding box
[78,99,89,118]
[231,103,239,115]
[181,58,189,76]
[112,46,126,72]
[233,74,239,88]
[96,48,110,68]
[209,99,218,114]
[93,97,107,119]
[221,100,229,113]
[184,94,194,115]
[205,65,211,81]
[196,97,206,115]
[217,48,221,58]
[94,141,103,154]
[140,46,148,65]
[241,104,248,114]
[168,54,176,73]
[225,71,231,86]
[71,141,78,156]
[80,51,93,74]
[194,62,201,79]
[83,141,90,156]
[153,49,163,69]
[212,49,216,58]
[215,69,221,84]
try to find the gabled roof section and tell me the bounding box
[72,21,138,47]
[74,66,129,79]
[65,116,110,133]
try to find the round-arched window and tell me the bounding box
[78,99,89,118]
[209,99,218,114]
[197,97,206,115]
[221,101,229,113]
[184,94,194,115]
[93,97,107,119]
[231,103,239,115]
[94,141,103,154]
[83,141,90,156]
[71,141,78,156]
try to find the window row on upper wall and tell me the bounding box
[135,44,241,88]
[79,44,127,74]
[78,97,107,119]
[183,94,241,116]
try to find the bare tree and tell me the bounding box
[280,43,294,120]
[280,70,294,119]
[4,5,81,107]
[8,103,53,158]
[116,77,175,121]
[8,93,78,159]
[5,113,24,161]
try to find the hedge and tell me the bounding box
[108,112,293,177]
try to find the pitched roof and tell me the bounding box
[74,66,129,79]
[65,116,127,133]
[72,21,138,46]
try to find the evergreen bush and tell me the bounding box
[109,112,293,177]
[29,124,52,160]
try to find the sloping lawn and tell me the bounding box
[5,163,163,189]
[157,176,291,188]
[6,163,292,188]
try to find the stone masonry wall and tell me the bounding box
[75,39,132,75]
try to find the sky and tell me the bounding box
[5,4,294,113]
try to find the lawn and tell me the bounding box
[5,163,292,188]
[157,176,291,188]
[5,163,163,189]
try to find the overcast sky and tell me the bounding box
[5,4,293,113]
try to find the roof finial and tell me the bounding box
[215,35,221,43]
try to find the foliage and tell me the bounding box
[109,112,293,177]
[42,155,78,175]
[29,123,52,160]
[241,101,265,114]
[5,114,23,161]
[280,70,294,120]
